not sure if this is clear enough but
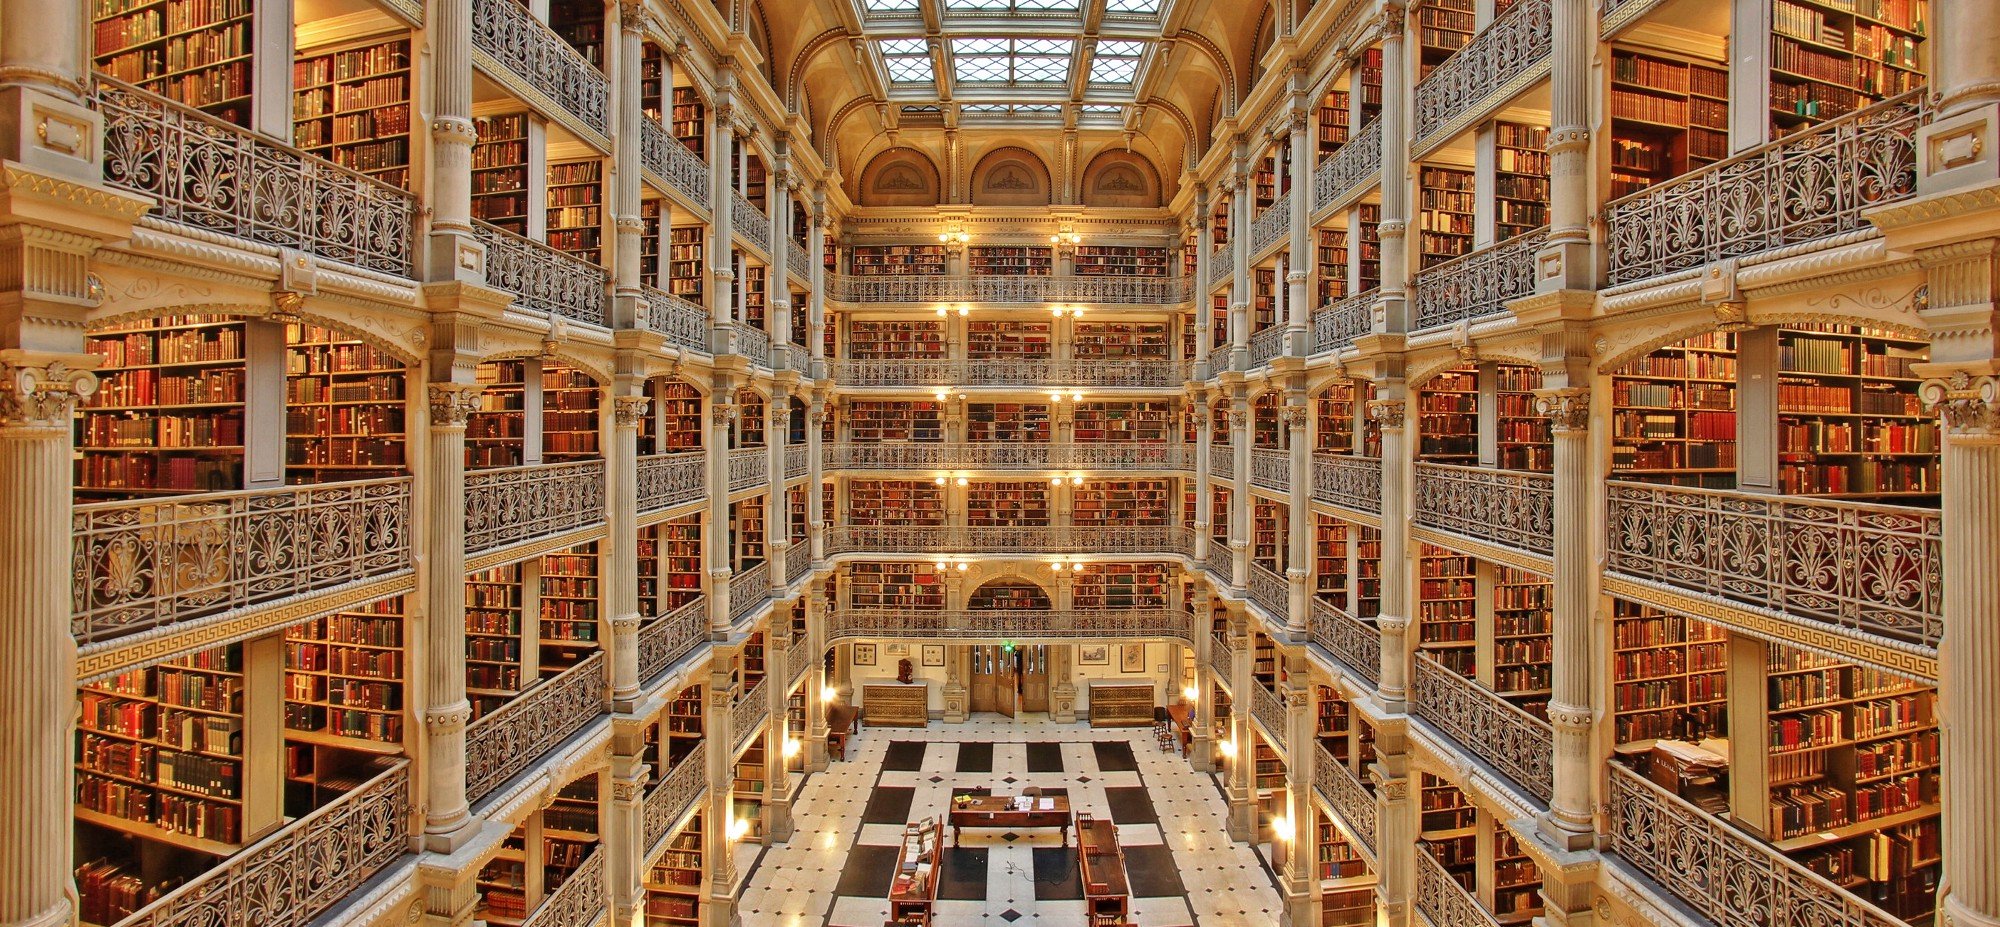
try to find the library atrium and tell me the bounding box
[0,0,1992,924]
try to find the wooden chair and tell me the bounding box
[1154,719,1176,753]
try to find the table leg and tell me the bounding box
[953,825,960,848]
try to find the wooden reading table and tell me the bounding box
[1077,815,1132,925]
[948,794,1073,846]
[887,816,943,926]
[826,703,861,761]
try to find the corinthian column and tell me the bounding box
[424,382,485,848]
[1538,0,1593,290]
[1533,387,1595,848]
[426,0,482,281]
[609,392,649,706]
[1368,393,1410,707]
[1283,397,1311,636]
[610,1,646,326]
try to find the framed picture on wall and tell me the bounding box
[854,643,877,666]
[886,643,909,656]
[1079,644,1109,665]
[922,644,945,667]
[1120,644,1145,673]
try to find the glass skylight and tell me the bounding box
[963,103,1061,114]
[1103,0,1161,12]
[943,0,1079,10]
[951,38,1074,84]
[864,0,921,11]
[1081,103,1124,114]
[878,39,935,83]
[1088,40,1146,84]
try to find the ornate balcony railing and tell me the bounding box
[1412,653,1553,803]
[828,358,1186,388]
[733,678,770,749]
[644,744,708,855]
[1250,448,1290,492]
[1315,742,1377,856]
[733,324,772,366]
[1251,194,1291,256]
[1607,765,1906,927]
[1412,229,1546,331]
[522,847,605,927]
[731,192,772,254]
[1252,682,1288,753]
[638,597,707,683]
[637,451,705,514]
[1413,463,1554,557]
[1066,443,1191,470]
[1605,481,1942,647]
[785,538,812,585]
[466,653,608,804]
[1210,631,1235,680]
[1313,288,1376,354]
[789,239,813,282]
[1248,324,1289,368]
[464,460,606,554]
[1310,598,1381,686]
[825,441,1190,471]
[1206,540,1235,587]
[93,77,418,278]
[785,631,814,683]
[1417,849,1503,927]
[73,478,412,645]
[1413,0,1551,145]
[641,285,709,353]
[729,560,770,622]
[1210,444,1235,481]
[471,0,608,135]
[828,607,1190,642]
[1607,91,1925,285]
[826,274,1192,305]
[640,116,708,207]
[728,447,768,492]
[1249,562,1290,621]
[1313,118,1383,212]
[1210,242,1234,283]
[827,525,1193,555]
[473,220,609,328]
[112,761,409,927]
[784,444,809,481]
[1313,454,1384,516]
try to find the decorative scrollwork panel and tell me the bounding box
[463,461,606,554]
[1412,230,1545,331]
[1313,289,1376,354]
[473,221,609,327]
[471,0,608,135]
[1310,598,1381,686]
[1312,454,1383,515]
[465,654,608,805]
[1412,463,1554,557]
[1412,653,1553,802]
[637,452,705,513]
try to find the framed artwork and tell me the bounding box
[1120,644,1145,673]
[886,642,909,656]
[922,644,945,667]
[853,643,877,666]
[1079,644,1109,665]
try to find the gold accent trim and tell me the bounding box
[466,524,611,573]
[1408,526,1553,576]
[1601,574,1937,681]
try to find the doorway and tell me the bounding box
[970,645,1017,716]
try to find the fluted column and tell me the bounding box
[610,2,645,326]
[1538,0,1594,291]
[609,391,649,706]
[765,390,790,600]
[1933,0,2000,116]
[607,718,651,927]
[424,383,485,848]
[1193,394,1213,562]
[1228,390,1252,591]
[708,75,738,349]
[764,626,794,841]
[807,396,828,561]
[805,587,830,771]
[1190,584,1217,773]
[1376,10,1411,319]
[1226,611,1257,840]
[1230,153,1253,371]
[1372,768,1414,927]
[704,665,739,927]
[1369,392,1411,707]
[807,190,828,381]
[707,389,736,631]
[1192,185,1213,381]
[1534,388,1595,847]
[769,157,793,355]
[425,0,481,280]
[1280,668,1314,927]
[1286,106,1312,350]
[1283,396,1311,636]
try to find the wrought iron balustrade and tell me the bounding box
[1412,653,1553,802]
[784,444,809,481]
[1310,598,1381,686]
[1413,463,1554,556]
[640,117,709,207]
[1312,454,1383,515]
[733,678,769,748]
[831,359,1184,388]
[637,451,705,513]
[638,597,707,683]
[521,847,604,927]
[785,538,812,585]
[1210,444,1235,481]
[1417,849,1503,927]
[729,560,770,622]
[785,630,814,682]
[789,239,813,282]
[644,743,708,854]
[1249,562,1290,621]
[1315,742,1377,856]
[1210,242,1234,283]
[466,653,608,804]
[1313,288,1376,354]
[823,442,1190,471]
[728,447,768,492]
[1251,194,1291,256]
[1209,631,1235,680]
[733,324,772,366]
[1252,682,1288,753]
[73,478,412,644]
[464,460,606,554]
[1206,541,1235,587]
[1063,443,1191,470]
[1413,0,1551,145]
[1248,325,1288,367]
[471,0,608,136]
[1607,91,1925,285]
[1605,481,1941,647]
[828,607,1189,641]
[641,285,709,353]
[473,220,609,327]
[93,77,417,277]
[1250,448,1290,492]
[1313,118,1383,212]
[731,192,772,254]
[826,274,1191,305]
[826,525,1193,555]
[1412,229,1545,331]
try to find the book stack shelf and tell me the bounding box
[1417,367,1478,463]
[1317,380,1359,454]
[1074,401,1173,441]
[1610,599,1726,745]
[1318,686,1353,757]
[668,227,704,303]
[1254,740,1286,796]
[672,87,705,158]
[1253,267,1278,333]
[850,245,948,275]
[1768,0,1927,137]
[1612,331,1738,487]
[741,634,766,690]
[649,379,704,453]
[1073,246,1174,276]
[471,114,530,235]
[847,481,945,526]
[544,777,602,906]
[92,0,253,125]
[541,362,600,463]
[76,646,247,856]
[548,0,605,67]
[731,393,765,449]
[476,830,530,924]
[1252,634,1278,689]
[1211,489,1231,548]
[79,315,246,498]
[1074,480,1170,526]
[640,200,663,287]
[968,321,1052,359]
[1491,567,1552,719]
[545,159,604,263]
[968,402,1051,442]
[644,812,705,925]
[1419,773,1474,839]
[1358,49,1384,126]
[1493,122,1550,241]
[1073,563,1169,608]
[1254,394,1283,448]
[468,359,526,469]
[665,684,704,766]
[1775,325,1936,497]
[968,246,1052,275]
[1418,546,1476,676]
[966,481,1048,527]
[1319,88,1352,160]
[1493,830,1545,923]
[1212,199,1230,245]
[1317,228,1349,305]
[540,547,600,671]
[847,401,944,442]
[1355,526,1383,619]
[1419,166,1474,268]
[1252,500,1284,574]
[638,528,660,618]
[741,264,767,329]
[730,496,765,570]
[1319,808,1377,926]
[848,563,945,609]
[1315,517,1350,605]
[1253,155,1279,209]
[741,155,769,213]
[848,320,945,359]
[1356,203,1383,291]
[968,581,1050,610]
[1074,322,1170,360]
[293,37,413,189]
[1610,48,1730,198]
[1495,364,1550,472]
[466,564,525,720]
[1416,0,1476,77]
[733,737,766,841]
[640,44,665,119]
[283,598,404,745]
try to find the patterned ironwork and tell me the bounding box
[827,274,1191,306]
[1250,448,1290,493]
[785,444,809,481]
[1412,653,1553,803]
[786,629,815,683]
[641,285,709,353]
[1310,598,1381,686]
[1413,0,1551,145]
[473,220,609,327]
[1312,454,1383,515]
[1252,681,1287,753]
[734,324,772,366]
[824,442,1191,471]
[72,478,412,644]
[1250,194,1291,256]
[1210,241,1234,284]
[785,538,812,584]
[728,447,768,492]
[1606,481,1942,647]
[729,560,770,622]
[829,359,1186,388]
[732,192,772,254]
[1313,288,1376,353]
[1209,631,1235,680]
[637,452,705,514]
[113,762,410,927]
[1606,91,1925,284]
[1313,118,1382,212]
[733,678,770,749]
[1607,765,1906,927]
[471,0,608,135]
[466,653,608,804]
[1314,742,1377,855]
[644,744,709,855]
[1412,229,1545,331]
[641,117,709,207]
[1206,541,1235,587]
[1210,444,1235,481]
[521,847,605,927]
[1248,325,1288,367]
[638,597,707,683]
[93,78,417,277]
[1417,849,1503,927]
[789,239,814,283]
[828,608,1190,641]
[1061,443,1191,470]
[464,460,606,554]
[826,525,1193,555]
[1413,462,1554,557]
[1248,562,1289,622]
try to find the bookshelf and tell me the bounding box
[1495,364,1550,472]
[967,246,1052,276]
[966,481,1048,527]
[1252,500,1284,573]
[472,114,530,235]
[540,546,600,671]
[1319,88,1352,161]
[672,87,705,158]
[1319,808,1377,927]
[1317,685,1353,752]
[92,0,254,125]
[292,37,413,189]
[541,362,600,463]
[1491,567,1552,719]
[1610,48,1730,198]
[544,776,602,906]
[1417,0,1475,76]
[1073,401,1172,442]
[968,321,1051,359]
[79,315,247,498]
[1253,267,1278,333]
[1492,829,1545,923]
[467,360,526,469]
[847,401,943,442]
[968,580,1051,610]
[283,597,404,745]
[848,562,945,609]
[640,200,662,287]
[1317,379,1364,454]
[466,563,525,720]
[731,391,766,448]
[668,226,704,303]
[1492,122,1550,241]
[1419,166,1474,268]
[850,244,948,276]
[1610,599,1727,745]
[1767,0,1927,137]
[741,633,766,690]
[1253,393,1283,449]
[1073,322,1170,361]
[1072,563,1169,609]
[1612,331,1738,488]
[1317,228,1348,305]
[647,378,704,453]
[640,44,665,119]
[1418,545,1476,677]
[1315,516,1350,605]
[730,496,765,570]
[1073,246,1174,276]
[1772,325,1936,498]
[76,645,249,854]
[643,812,704,926]
[546,159,604,263]
[1417,367,1478,463]
[1074,480,1170,526]
[848,320,945,359]
[1355,527,1382,619]
[738,153,769,213]
[741,263,767,329]
[548,0,605,67]
[1356,203,1382,292]
[847,480,946,526]
[967,402,1051,442]
[733,736,767,841]
[1253,740,1286,794]
[476,830,530,924]
[665,684,704,766]
[1358,48,1384,126]
[1419,773,1474,837]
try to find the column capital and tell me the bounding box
[613,395,651,427]
[1279,404,1309,430]
[0,353,95,429]
[1533,388,1591,433]
[1924,371,2000,441]
[1365,398,1406,429]
[426,382,484,427]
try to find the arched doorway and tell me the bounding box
[967,578,1054,716]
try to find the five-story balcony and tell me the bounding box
[829,359,1186,388]
[1314,741,1377,857]
[1417,850,1504,927]
[824,442,1190,472]
[1248,325,1289,368]
[1412,0,1552,149]
[827,274,1193,306]
[728,448,769,492]
[1248,562,1289,622]
[1310,598,1381,687]
[1250,448,1290,493]
[827,525,1195,556]
[1412,229,1546,332]
[473,220,611,328]
[638,451,706,513]
[471,0,608,138]
[828,607,1191,642]
[731,192,772,256]
[1412,463,1554,558]
[466,652,608,805]
[1250,193,1291,258]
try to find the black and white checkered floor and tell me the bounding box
[739,715,1284,926]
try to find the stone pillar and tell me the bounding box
[764,626,793,841]
[707,386,736,630]
[609,390,649,706]
[1931,0,2000,118]
[1286,103,1313,352]
[808,190,829,381]
[805,587,830,771]
[1049,644,1078,724]
[1227,611,1257,841]
[765,390,791,600]
[1228,390,1252,590]
[1538,0,1594,290]
[610,2,646,326]
[943,637,969,723]
[1368,392,1411,707]
[423,0,484,281]
[1190,584,1217,772]
[1283,394,1311,636]
[1371,755,1415,927]
[807,396,828,560]
[1280,665,1315,927]
[1533,388,1595,848]
[607,715,652,927]
[423,381,485,849]
[1230,154,1253,371]
[1192,186,1213,381]
[769,159,793,355]
[1376,11,1411,318]
[1193,393,1213,562]
[708,76,738,349]
[704,664,740,927]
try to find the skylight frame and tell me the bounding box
[949,36,1076,86]
[1087,39,1147,85]
[877,38,937,84]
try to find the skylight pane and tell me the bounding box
[1082,104,1123,113]
[1017,39,1073,56]
[954,56,1010,82]
[1103,0,1159,11]
[878,39,935,83]
[1015,0,1079,9]
[1090,57,1138,82]
[864,0,921,11]
[942,0,1009,9]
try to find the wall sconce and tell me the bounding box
[1049,230,1082,247]
[1182,685,1199,704]
[933,389,965,402]
[1048,391,1084,403]
[939,230,970,245]
[934,557,971,571]
[783,737,802,759]
[1219,739,1238,758]
[729,816,753,840]
[1049,306,1085,318]
[1271,815,1292,840]
[935,305,973,317]
[821,686,838,704]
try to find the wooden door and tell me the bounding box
[970,645,1002,714]
[996,647,1019,717]
[1018,645,1050,713]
